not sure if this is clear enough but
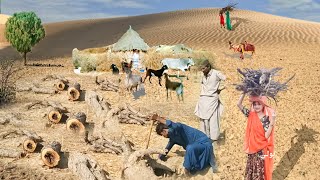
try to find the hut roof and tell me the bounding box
[113,25,149,52]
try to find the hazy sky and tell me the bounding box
[1,0,320,23]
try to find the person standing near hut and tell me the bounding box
[194,60,226,141]
[225,10,232,30]
[237,93,276,180]
[131,49,140,70]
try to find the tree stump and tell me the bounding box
[48,108,63,123]
[66,112,86,133]
[23,138,37,153]
[55,80,67,91]
[68,83,81,101]
[41,141,61,168]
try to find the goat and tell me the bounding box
[124,69,142,92]
[143,65,168,86]
[110,64,120,75]
[121,61,133,73]
[163,73,184,102]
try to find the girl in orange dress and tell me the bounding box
[237,94,276,180]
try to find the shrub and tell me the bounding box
[0,60,20,106]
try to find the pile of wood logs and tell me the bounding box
[95,76,119,92]
[41,75,82,101]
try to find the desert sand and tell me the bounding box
[0,14,10,46]
[0,8,320,180]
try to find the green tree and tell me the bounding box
[5,12,45,65]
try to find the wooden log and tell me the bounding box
[41,141,61,167]
[73,112,87,124]
[68,152,110,180]
[66,118,85,134]
[55,80,66,91]
[48,108,62,123]
[23,138,37,153]
[68,82,81,101]
[0,148,25,158]
[32,87,56,94]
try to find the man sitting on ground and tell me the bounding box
[149,113,217,175]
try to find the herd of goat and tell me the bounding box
[109,58,194,102]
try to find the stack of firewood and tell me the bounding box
[235,68,295,101]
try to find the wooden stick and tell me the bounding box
[145,121,155,149]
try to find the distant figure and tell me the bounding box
[131,49,141,72]
[219,11,225,28]
[226,10,232,30]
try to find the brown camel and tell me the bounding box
[229,41,255,59]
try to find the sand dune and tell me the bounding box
[1,8,320,59]
[0,14,10,43]
[0,8,320,180]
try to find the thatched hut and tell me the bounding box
[112,25,149,52]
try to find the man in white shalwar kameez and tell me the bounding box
[194,60,226,141]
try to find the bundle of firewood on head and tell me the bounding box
[220,3,237,14]
[235,67,295,102]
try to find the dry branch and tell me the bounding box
[0,148,25,158]
[96,76,119,92]
[16,83,57,94]
[68,152,110,180]
[25,100,67,112]
[41,141,61,167]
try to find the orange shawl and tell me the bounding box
[245,96,274,180]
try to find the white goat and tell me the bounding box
[161,58,195,79]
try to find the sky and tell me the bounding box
[1,0,320,23]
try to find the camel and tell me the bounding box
[229,41,255,59]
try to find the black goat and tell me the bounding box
[110,64,119,75]
[143,65,168,86]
